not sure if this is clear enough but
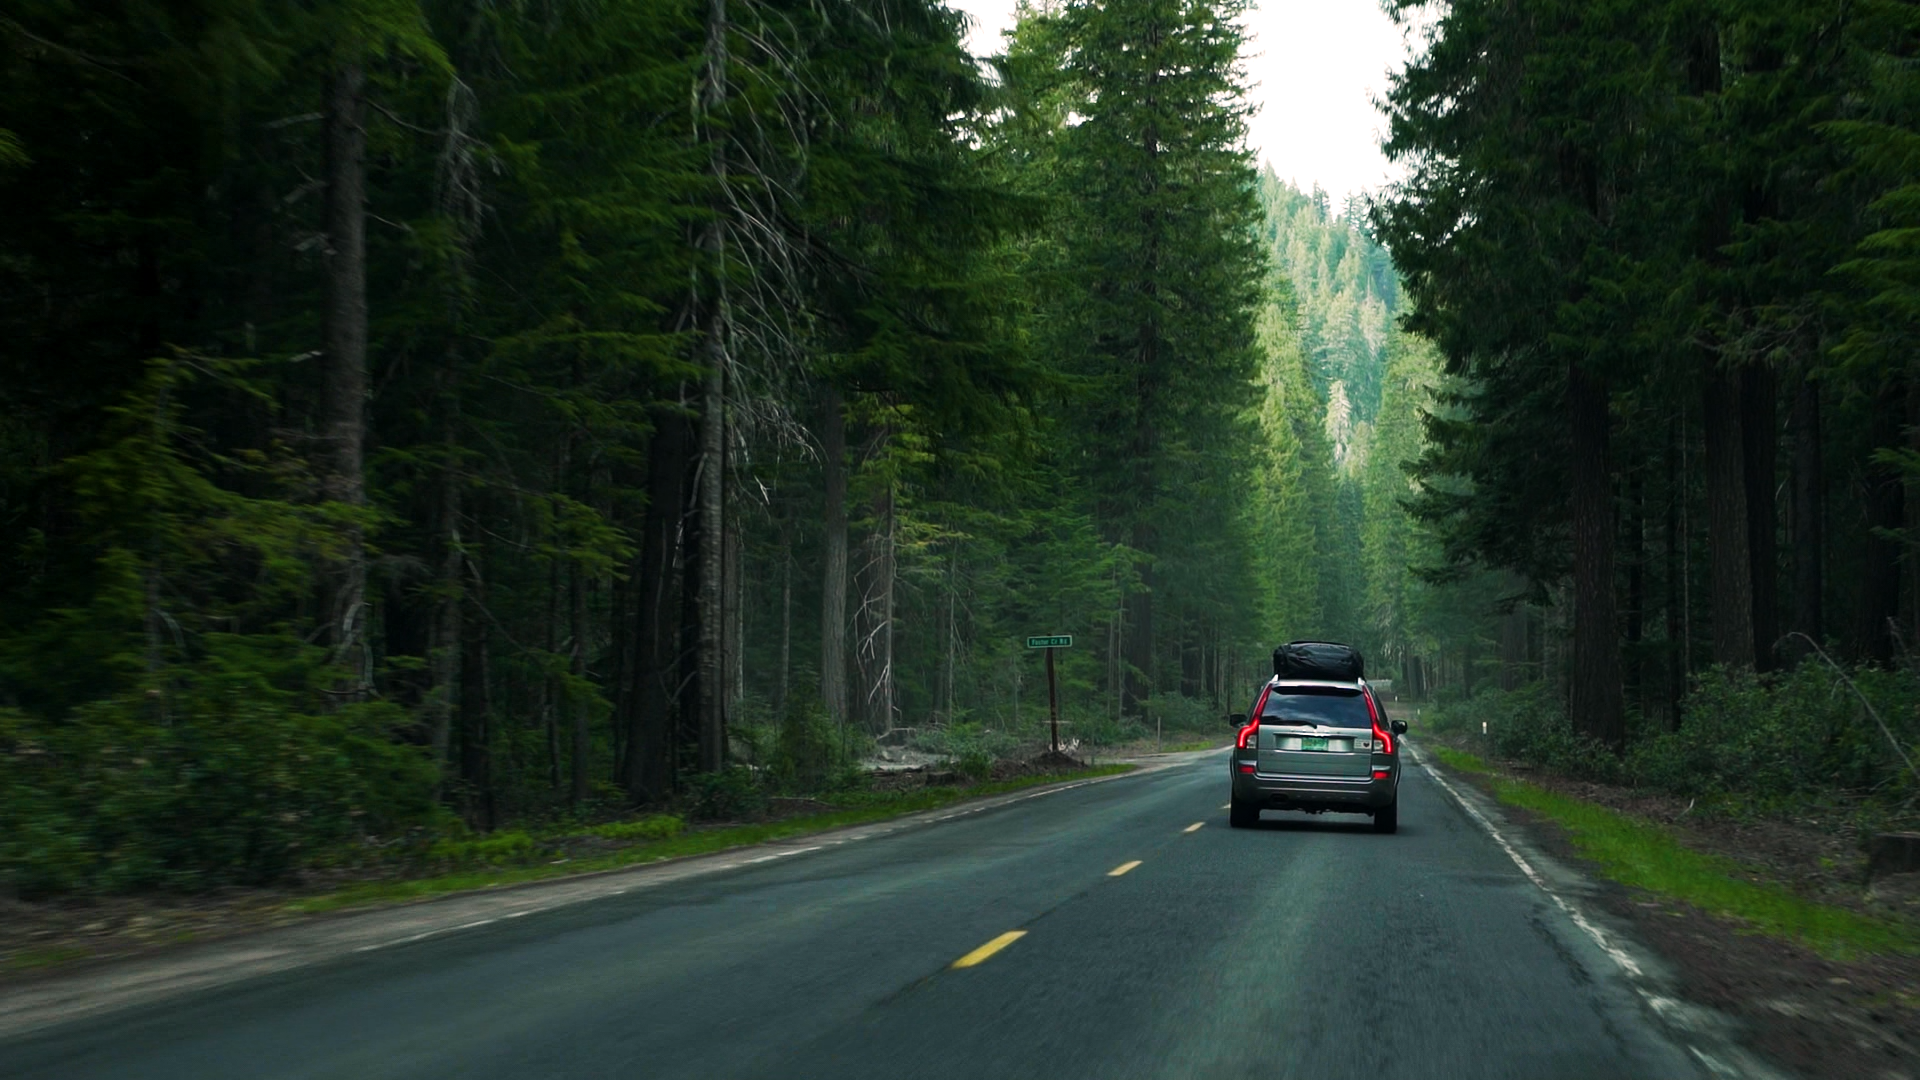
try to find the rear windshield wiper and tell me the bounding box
[1263,717,1317,727]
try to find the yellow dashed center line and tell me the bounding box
[1184,822,1204,834]
[1108,860,1142,877]
[952,930,1027,969]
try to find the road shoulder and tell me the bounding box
[0,754,1203,1040]
[1415,740,1918,1080]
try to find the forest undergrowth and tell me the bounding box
[1425,658,1920,830]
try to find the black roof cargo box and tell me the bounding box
[1272,640,1365,681]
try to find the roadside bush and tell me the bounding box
[769,695,854,792]
[912,721,1022,763]
[1430,683,1623,783]
[581,814,684,843]
[427,830,536,868]
[684,766,767,822]
[955,749,994,782]
[0,650,438,896]
[1075,710,1150,755]
[1429,660,1920,814]
[1140,692,1222,737]
[1631,663,1919,807]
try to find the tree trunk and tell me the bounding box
[690,0,729,775]
[321,60,369,689]
[726,516,743,725]
[777,545,792,723]
[427,457,461,800]
[1859,381,1904,665]
[1122,573,1154,717]
[1742,365,1779,670]
[1626,471,1645,709]
[569,556,590,806]
[820,387,850,730]
[855,478,897,734]
[625,408,692,803]
[1907,380,1920,651]
[1567,363,1625,749]
[1788,372,1823,652]
[1180,623,1202,699]
[942,547,958,725]
[1664,414,1684,727]
[544,543,562,793]
[1702,365,1756,669]
[459,544,494,830]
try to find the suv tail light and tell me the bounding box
[1237,685,1273,749]
[1365,691,1393,755]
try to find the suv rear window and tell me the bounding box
[1259,686,1371,729]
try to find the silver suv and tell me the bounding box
[1227,678,1407,832]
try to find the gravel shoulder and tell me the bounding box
[1421,733,1920,1080]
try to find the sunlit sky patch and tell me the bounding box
[943,0,1416,202]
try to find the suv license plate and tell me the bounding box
[1299,736,1329,751]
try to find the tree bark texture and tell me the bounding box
[1664,414,1684,727]
[544,545,562,793]
[321,60,370,687]
[1625,472,1645,706]
[1180,625,1202,699]
[427,458,461,800]
[1907,380,1920,650]
[777,546,792,723]
[1567,363,1625,749]
[459,546,494,830]
[625,408,692,803]
[1858,381,1905,665]
[569,557,590,805]
[1741,365,1779,669]
[1788,373,1823,649]
[1123,569,1154,716]
[690,0,730,774]
[819,387,850,730]
[855,478,897,734]
[1702,365,1756,669]
[726,519,743,721]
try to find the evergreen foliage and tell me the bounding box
[7,0,1917,895]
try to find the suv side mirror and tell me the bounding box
[1391,719,1408,735]
[1229,713,1248,728]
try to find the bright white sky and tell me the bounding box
[945,0,1416,202]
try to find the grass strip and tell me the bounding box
[1430,746,1917,959]
[1163,739,1226,753]
[288,765,1134,915]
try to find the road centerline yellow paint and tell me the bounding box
[1184,822,1204,833]
[1108,860,1142,877]
[952,930,1027,969]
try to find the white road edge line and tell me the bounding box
[1411,743,1779,1080]
[1415,751,1643,977]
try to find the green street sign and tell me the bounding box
[1025,635,1073,649]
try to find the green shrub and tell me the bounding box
[1430,661,1920,813]
[955,750,994,782]
[1630,663,1919,807]
[1139,692,1222,736]
[911,720,1022,763]
[1430,682,1623,783]
[684,766,767,822]
[427,830,536,867]
[0,640,438,897]
[582,815,684,842]
[769,695,853,792]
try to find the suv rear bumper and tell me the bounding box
[1230,758,1396,812]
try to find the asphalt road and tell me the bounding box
[0,749,1713,1080]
